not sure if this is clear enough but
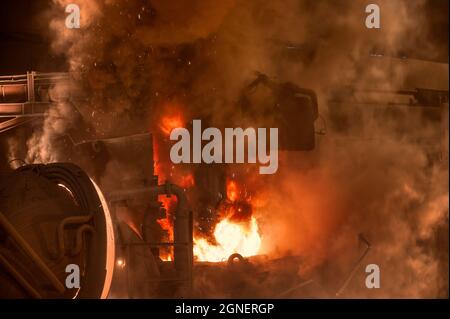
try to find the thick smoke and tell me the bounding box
[8,0,447,297]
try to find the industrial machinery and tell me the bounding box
[0,72,194,298]
[0,61,447,298]
[0,71,319,298]
[0,72,69,134]
[0,162,115,298]
[0,161,193,299]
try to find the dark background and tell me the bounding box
[0,0,67,74]
[0,0,448,75]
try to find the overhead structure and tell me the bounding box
[0,71,69,133]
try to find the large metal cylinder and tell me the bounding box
[0,163,115,298]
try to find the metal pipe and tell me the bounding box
[26,71,35,103]
[118,242,189,247]
[72,224,95,256]
[162,183,192,285]
[56,215,93,259]
[0,212,66,294]
[110,183,193,285]
[276,279,314,298]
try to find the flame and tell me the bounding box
[154,107,261,263]
[227,180,238,202]
[180,173,195,188]
[159,113,184,136]
[157,196,175,261]
[193,179,262,262]
[194,217,261,262]
[157,208,173,240]
[154,109,194,261]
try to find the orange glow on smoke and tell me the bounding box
[159,113,184,136]
[180,173,195,188]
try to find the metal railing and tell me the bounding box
[0,71,69,133]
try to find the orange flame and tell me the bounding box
[159,113,184,136]
[227,180,238,202]
[180,173,195,188]
[154,106,261,263]
[194,217,261,262]
[157,196,175,262]
[193,179,262,262]
[154,108,194,261]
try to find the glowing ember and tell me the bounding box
[194,217,261,262]
[227,180,238,202]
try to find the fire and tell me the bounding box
[159,113,183,136]
[154,108,194,261]
[226,180,238,202]
[157,197,175,262]
[193,179,262,262]
[157,204,173,241]
[180,173,195,188]
[154,106,261,263]
[194,217,261,262]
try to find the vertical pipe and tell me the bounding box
[110,183,193,289]
[26,71,35,103]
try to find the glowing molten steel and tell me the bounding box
[194,179,262,262]
[194,217,261,262]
